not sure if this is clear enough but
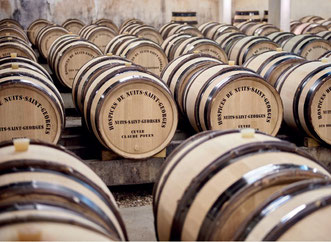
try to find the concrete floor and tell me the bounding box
[119,205,156,241]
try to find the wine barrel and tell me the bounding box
[77,24,94,36]
[214,32,246,55]
[0,40,37,61]
[182,64,283,134]
[94,18,119,33]
[300,15,324,23]
[161,53,223,112]
[316,30,331,41]
[166,24,203,39]
[245,23,280,36]
[236,21,258,33]
[50,38,103,88]
[198,22,220,37]
[72,55,132,113]
[266,31,295,46]
[81,25,117,52]
[153,129,330,241]
[292,23,328,35]
[120,18,144,31]
[114,37,168,76]
[0,65,64,144]
[119,23,142,35]
[35,25,69,59]
[0,19,23,30]
[319,51,331,61]
[172,37,228,62]
[171,12,197,25]
[82,64,178,159]
[159,22,181,39]
[205,23,240,40]
[62,18,85,34]
[0,35,28,46]
[27,19,51,46]
[0,26,29,43]
[316,19,331,29]
[129,25,163,45]
[276,61,331,145]
[161,33,191,60]
[0,139,127,241]
[234,179,331,241]
[47,34,80,70]
[228,36,279,65]
[104,34,136,55]
[0,56,52,80]
[233,11,260,25]
[244,50,305,87]
[282,34,331,60]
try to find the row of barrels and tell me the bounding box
[0,138,126,241]
[291,15,331,35]
[244,50,331,145]
[161,53,283,135]
[72,55,178,159]
[153,129,331,241]
[0,56,65,144]
[0,19,37,61]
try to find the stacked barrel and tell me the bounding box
[161,53,283,135]
[72,55,178,159]
[153,129,331,241]
[0,138,127,241]
[0,19,65,144]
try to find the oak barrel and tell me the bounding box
[94,18,119,33]
[228,36,279,65]
[0,139,127,241]
[161,33,191,60]
[114,37,168,76]
[234,179,331,241]
[0,65,64,144]
[35,25,69,59]
[72,55,132,113]
[266,31,295,46]
[181,64,283,134]
[0,40,37,61]
[159,22,181,39]
[300,15,325,23]
[62,18,85,34]
[0,26,29,43]
[282,34,331,60]
[81,25,117,52]
[153,129,330,241]
[244,50,305,87]
[276,61,331,145]
[27,19,51,46]
[49,38,103,88]
[245,23,280,36]
[171,12,197,25]
[172,36,228,62]
[82,64,178,159]
[316,30,331,41]
[292,23,328,35]
[161,53,224,112]
[214,32,246,55]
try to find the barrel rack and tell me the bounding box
[39,58,331,186]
